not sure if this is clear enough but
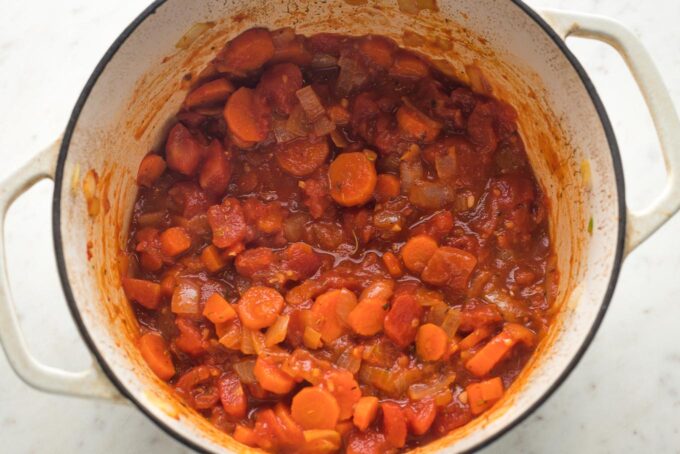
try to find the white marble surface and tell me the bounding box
[1,0,679,452]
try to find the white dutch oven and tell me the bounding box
[1,1,679,452]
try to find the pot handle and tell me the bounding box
[0,141,122,400]
[541,9,680,255]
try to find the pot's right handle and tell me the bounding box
[0,141,122,400]
[541,9,680,255]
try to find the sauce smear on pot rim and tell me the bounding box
[122,27,558,453]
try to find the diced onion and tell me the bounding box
[435,147,457,180]
[272,117,297,143]
[440,308,461,338]
[171,279,201,315]
[465,64,493,95]
[296,86,326,121]
[409,181,454,209]
[484,290,528,323]
[360,279,395,301]
[265,314,290,347]
[240,328,256,355]
[233,359,257,384]
[336,55,367,97]
[250,329,266,355]
[286,104,310,137]
[218,321,241,350]
[330,130,349,148]
[407,373,456,400]
[337,347,362,375]
[311,53,339,69]
[313,114,336,137]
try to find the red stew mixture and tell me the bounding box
[122,27,557,453]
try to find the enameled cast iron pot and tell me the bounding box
[1,1,679,452]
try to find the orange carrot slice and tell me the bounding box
[139,332,175,380]
[328,152,377,207]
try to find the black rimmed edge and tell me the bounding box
[51,1,627,453]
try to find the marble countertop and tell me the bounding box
[1,0,679,452]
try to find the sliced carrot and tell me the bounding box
[416,323,449,361]
[321,369,361,421]
[375,174,401,202]
[200,245,227,273]
[381,402,407,448]
[165,123,204,176]
[224,87,268,142]
[159,226,192,257]
[380,251,403,278]
[396,104,442,143]
[275,137,330,177]
[291,386,340,430]
[234,424,258,447]
[384,294,423,348]
[238,286,285,330]
[199,141,232,195]
[328,152,377,207]
[390,53,430,79]
[137,154,166,187]
[184,78,235,109]
[458,326,493,351]
[401,234,438,274]
[358,36,395,69]
[347,297,388,336]
[353,396,379,431]
[466,377,504,415]
[272,403,306,447]
[254,356,296,394]
[139,332,175,380]
[217,28,275,74]
[311,288,358,343]
[202,293,237,324]
[122,277,162,309]
[218,373,247,419]
[465,329,518,377]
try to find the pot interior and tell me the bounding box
[55,0,622,452]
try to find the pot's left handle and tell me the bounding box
[0,140,122,400]
[541,9,680,255]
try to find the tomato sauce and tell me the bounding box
[123,27,557,453]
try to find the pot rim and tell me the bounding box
[51,0,627,452]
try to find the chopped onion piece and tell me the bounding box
[311,53,339,68]
[171,279,201,315]
[465,64,493,95]
[233,359,257,384]
[272,117,297,143]
[407,373,456,400]
[251,329,266,355]
[330,130,349,148]
[337,346,362,375]
[296,85,326,121]
[313,114,336,137]
[435,147,457,180]
[409,181,454,209]
[286,104,310,137]
[426,302,449,325]
[240,328,256,355]
[336,55,367,97]
[218,321,241,350]
[484,290,528,323]
[265,314,290,347]
[440,308,461,338]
